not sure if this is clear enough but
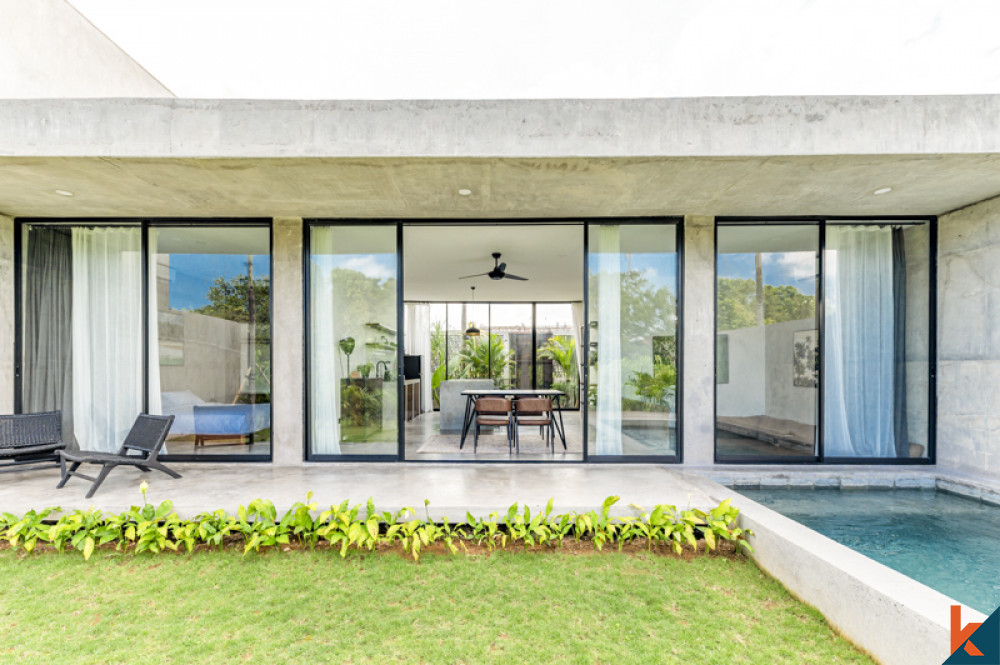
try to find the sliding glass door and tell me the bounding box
[714,220,933,463]
[20,221,274,460]
[586,222,679,460]
[715,225,819,461]
[308,223,400,459]
[149,226,271,459]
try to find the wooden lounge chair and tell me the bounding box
[56,414,179,498]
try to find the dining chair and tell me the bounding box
[474,398,513,453]
[512,397,555,452]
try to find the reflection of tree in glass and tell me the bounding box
[196,274,270,329]
[589,268,678,411]
[793,338,819,388]
[590,269,677,353]
[717,278,815,331]
[324,268,396,340]
[195,274,272,397]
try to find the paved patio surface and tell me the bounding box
[0,463,725,519]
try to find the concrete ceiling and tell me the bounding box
[2,154,999,220]
[403,224,584,302]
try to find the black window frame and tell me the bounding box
[713,216,937,465]
[14,217,275,463]
[304,217,684,465]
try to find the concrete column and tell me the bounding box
[682,215,715,465]
[936,195,1000,480]
[271,217,305,465]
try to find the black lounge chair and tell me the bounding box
[57,414,179,498]
[0,411,66,473]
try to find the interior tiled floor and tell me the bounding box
[404,410,584,461]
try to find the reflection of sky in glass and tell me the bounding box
[313,253,396,281]
[168,254,271,310]
[717,252,816,296]
[589,252,677,292]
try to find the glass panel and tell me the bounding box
[149,226,271,458]
[428,303,447,409]
[824,222,930,459]
[536,303,581,408]
[489,303,532,389]
[21,223,143,452]
[587,223,678,457]
[309,225,399,457]
[715,225,819,460]
[448,301,490,380]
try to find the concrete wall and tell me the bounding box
[717,318,817,425]
[716,325,765,417]
[0,214,12,413]
[682,215,715,464]
[904,224,932,456]
[763,319,817,425]
[937,195,1000,478]
[158,310,248,404]
[271,217,304,465]
[0,0,172,98]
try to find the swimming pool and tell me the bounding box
[737,487,1000,614]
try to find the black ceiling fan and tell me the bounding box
[459,252,528,281]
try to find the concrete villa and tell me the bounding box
[3,4,1000,664]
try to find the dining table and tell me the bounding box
[458,389,568,450]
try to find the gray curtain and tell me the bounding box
[892,228,908,458]
[22,227,75,445]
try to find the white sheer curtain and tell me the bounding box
[310,228,341,454]
[405,303,433,413]
[594,225,623,455]
[146,233,166,453]
[71,227,143,453]
[824,226,896,457]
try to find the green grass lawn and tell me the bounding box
[0,550,871,665]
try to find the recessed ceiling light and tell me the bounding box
[873,187,893,195]
[457,189,472,196]
[54,189,74,197]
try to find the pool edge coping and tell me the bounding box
[689,473,987,665]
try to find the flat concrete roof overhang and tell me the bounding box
[1,96,999,218]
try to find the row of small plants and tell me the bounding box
[0,484,752,562]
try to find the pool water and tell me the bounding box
[738,488,1000,614]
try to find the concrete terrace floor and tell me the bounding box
[0,463,724,519]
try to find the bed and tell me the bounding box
[160,390,271,446]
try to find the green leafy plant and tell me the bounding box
[0,488,752,561]
[626,362,677,411]
[3,507,57,553]
[454,333,511,380]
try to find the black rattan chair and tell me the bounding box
[0,411,66,473]
[57,414,178,498]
